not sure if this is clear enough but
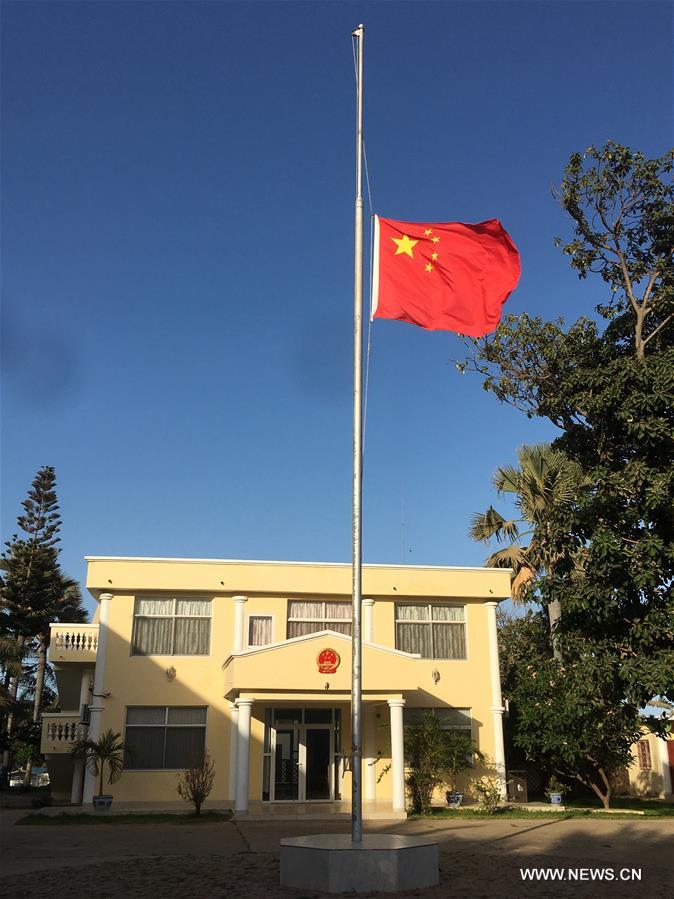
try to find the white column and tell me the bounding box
[388,699,406,811]
[485,601,507,799]
[658,735,673,798]
[364,703,377,802]
[363,598,374,643]
[235,699,254,813]
[228,703,239,803]
[83,593,113,803]
[232,595,248,652]
[70,669,93,805]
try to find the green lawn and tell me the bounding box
[16,810,233,826]
[412,800,674,820]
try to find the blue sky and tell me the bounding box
[2,1,672,614]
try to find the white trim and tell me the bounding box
[370,214,380,320]
[222,629,421,668]
[84,555,512,574]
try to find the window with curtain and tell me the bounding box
[395,603,466,659]
[248,616,273,646]
[131,597,211,655]
[286,600,352,638]
[124,706,207,769]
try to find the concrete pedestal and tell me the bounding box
[279,833,439,893]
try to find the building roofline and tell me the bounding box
[84,555,512,574]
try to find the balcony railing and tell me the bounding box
[49,624,99,662]
[41,713,88,754]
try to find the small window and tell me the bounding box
[395,603,466,659]
[248,616,273,646]
[124,706,207,769]
[637,740,652,770]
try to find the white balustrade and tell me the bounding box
[50,625,99,655]
[42,715,88,752]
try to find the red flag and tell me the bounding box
[371,216,520,337]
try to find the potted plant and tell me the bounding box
[72,729,126,810]
[545,775,567,806]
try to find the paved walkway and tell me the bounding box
[2,812,672,897]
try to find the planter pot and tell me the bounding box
[446,791,464,808]
[549,792,563,805]
[92,795,113,810]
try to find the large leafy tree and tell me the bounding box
[470,443,587,658]
[0,467,85,785]
[462,143,674,801]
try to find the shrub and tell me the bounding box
[404,713,484,814]
[176,752,215,816]
[473,777,504,814]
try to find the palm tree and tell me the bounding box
[470,443,588,659]
[72,729,126,800]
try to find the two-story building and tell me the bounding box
[43,556,511,816]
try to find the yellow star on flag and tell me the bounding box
[424,228,432,236]
[431,252,439,260]
[431,236,440,244]
[391,234,418,258]
[425,263,433,272]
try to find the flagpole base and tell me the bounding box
[279,833,439,893]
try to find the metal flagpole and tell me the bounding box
[351,22,365,846]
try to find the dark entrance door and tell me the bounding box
[274,728,299,800]
[305,728,331,800]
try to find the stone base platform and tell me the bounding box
[280,833,439,893]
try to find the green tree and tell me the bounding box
[0,467,85,786]
[470,443,587,658]
[404,713,484,814]
[461,143,674,802]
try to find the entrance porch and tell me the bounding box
[228,694,407,818]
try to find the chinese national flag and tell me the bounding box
[371,216,520,337]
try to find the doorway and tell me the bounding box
[264,707,342,802]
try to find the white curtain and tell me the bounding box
[395,604,465,658]
[287,600,352,637]
[249,616,272,645]
[135,597,173,616]
[132,616,172,655]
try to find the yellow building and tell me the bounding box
[43,556,511,816]
[624,725,673,800]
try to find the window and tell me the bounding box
[124,706,207,769]
[249,615,273,646]
[403,707,472,737]
[637,740,652,770]
[286,600,352,638]
[395,603,466,659]
[403,707,474,764]
[131,597,211,655]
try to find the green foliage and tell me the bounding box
[72,729,126,798]
[462,143,674,808]
[0,467,86,785]
[472,777,504,814]
[176,751,215,816]
[404,713,484,814]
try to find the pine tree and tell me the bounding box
[0,467,85,786]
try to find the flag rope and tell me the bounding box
[352,33,375,461]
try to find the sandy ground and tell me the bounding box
[1,811,672,898]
